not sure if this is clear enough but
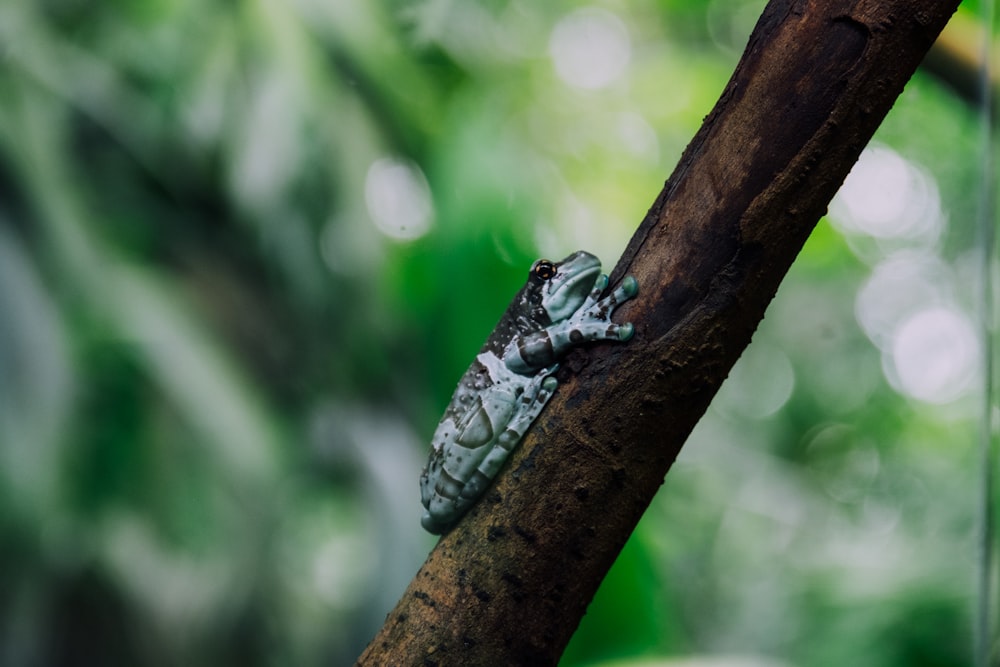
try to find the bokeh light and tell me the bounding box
[717,342,795,419]
[364,157,434,241]
[832,144,978,406]
[549,7,631,90]
[885,306,980,404]
[854,250,954,348]
[831,144,944,247]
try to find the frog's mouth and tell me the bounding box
[543,254,601,321]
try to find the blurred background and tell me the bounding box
[0,0,996,665]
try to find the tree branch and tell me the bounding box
[357,0,961,664]
[924,10,999,115]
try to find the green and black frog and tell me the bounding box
[419,251,638,534]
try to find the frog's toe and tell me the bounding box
[604,276,637,305]
[542,376,558,392]
[617,322,635,341]
[621,275,638,298]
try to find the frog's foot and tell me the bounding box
[503,276,639,373]
[555,273,638,342]
[618,275,639,300]
[583,274,637,318]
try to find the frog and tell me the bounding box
[419,251,638,534]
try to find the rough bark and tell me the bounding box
[357,0,961,665]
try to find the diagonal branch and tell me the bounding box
[357,1,961,665]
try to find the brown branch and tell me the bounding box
[923,10,999,114]
[357,1,961,665]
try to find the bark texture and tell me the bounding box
[358,1,961,665]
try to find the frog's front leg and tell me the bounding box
[506,274,638,372]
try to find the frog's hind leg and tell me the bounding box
[459,371,558,502]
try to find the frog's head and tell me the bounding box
[532,251,602,323]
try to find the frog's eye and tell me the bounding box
[532,259,556,282]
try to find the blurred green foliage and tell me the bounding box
[0,0,994,665]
